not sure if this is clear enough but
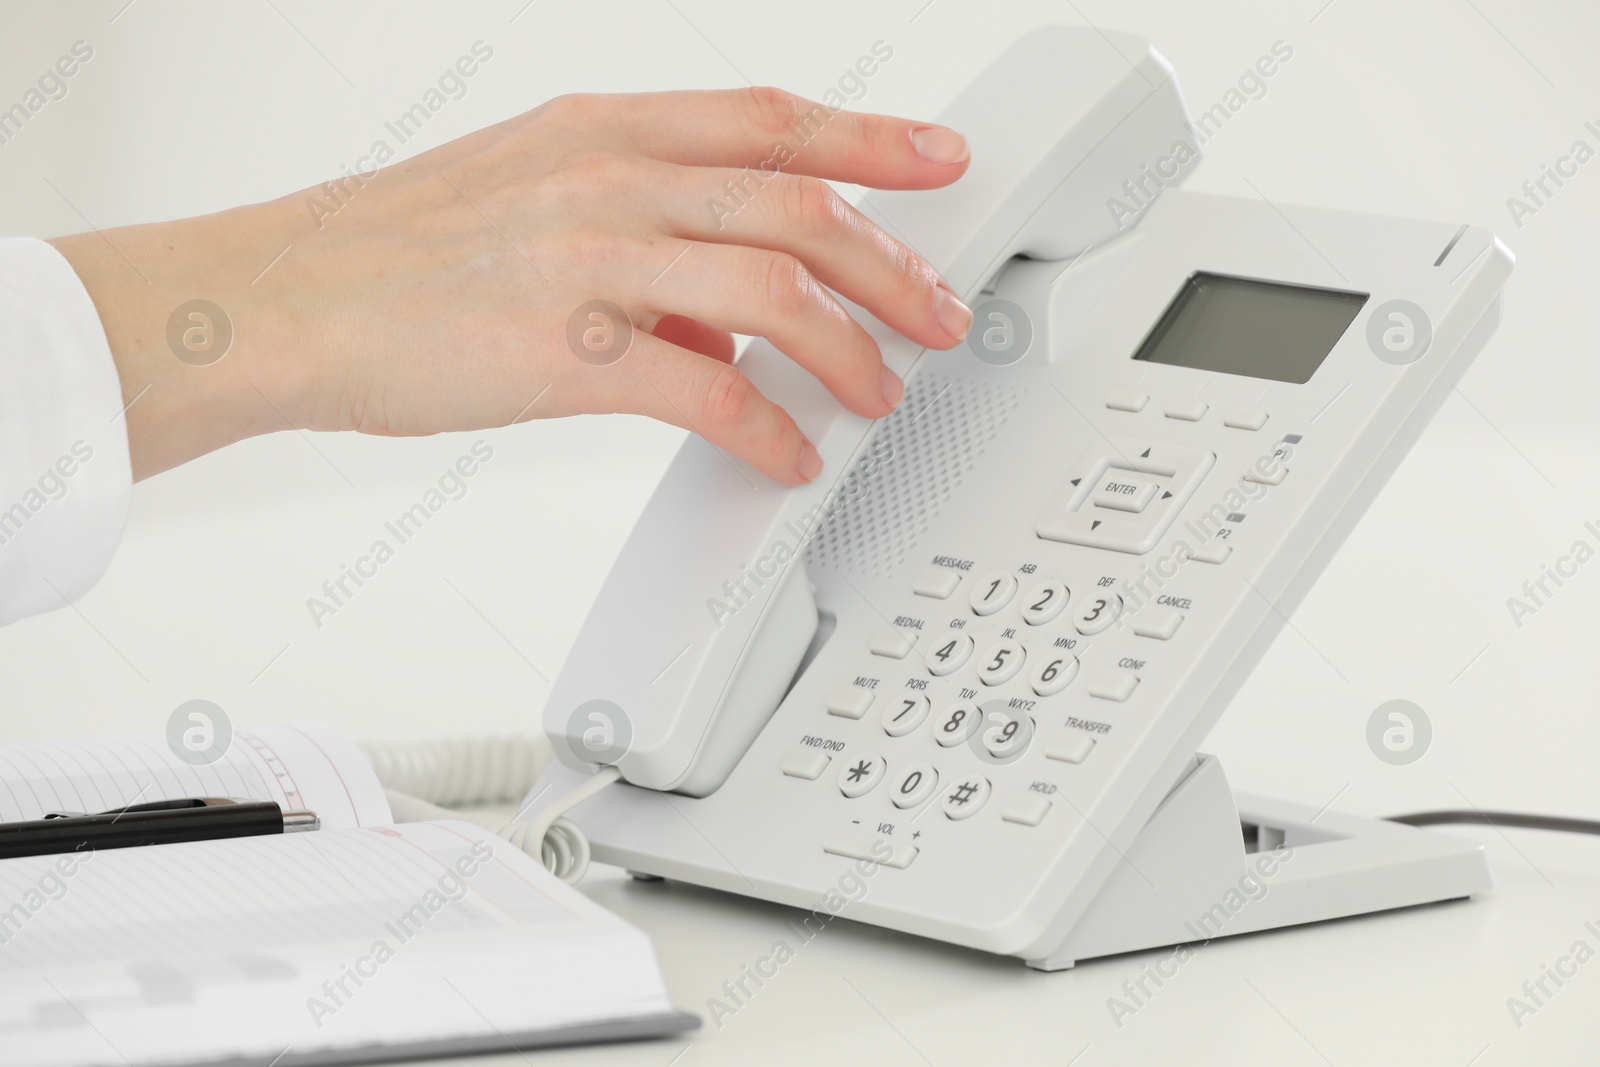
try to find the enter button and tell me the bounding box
[1091,472,1158,514]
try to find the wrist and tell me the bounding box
[49,203,319,480]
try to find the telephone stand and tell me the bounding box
[1024,754,1493,970]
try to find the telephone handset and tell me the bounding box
[539,27,1513,968]
[545,29,1190,796]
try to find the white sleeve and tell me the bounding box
[0,236,132,628]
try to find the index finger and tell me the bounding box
[550,87,970,190]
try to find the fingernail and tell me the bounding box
[911,126,969,164]
[935,287,972,341]
[880,365,904,410]
[797,439,823,482]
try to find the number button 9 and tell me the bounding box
[969,571,1018,616]
[1075,593,1123,636]
[934,704,982,747]
[882,694,931,737]
[1020,580,1069,626]
[979,706,1034,761]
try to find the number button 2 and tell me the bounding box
[926,633,975,677]
[881,694,931,737]
[1075,593,1123,636]
[978,639,1026,686]
[1020,580,1069,626]
[969,571,1018,616]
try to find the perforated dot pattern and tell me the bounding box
[804,372,1023,580]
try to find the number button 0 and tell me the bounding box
[1020,580,1069,626]
[1031,653,1080,696]
[839,753,887,798]
[969,571,1018,616]
[891,763,939,809]
[881,694,931,737]
[934,704,982,747]
[1075,593,1123,636]
[978,639,1026,686]
[926,633,975,677]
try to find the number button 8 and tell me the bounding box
[934,704,982,747]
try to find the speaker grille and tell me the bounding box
[805,371,1022,580]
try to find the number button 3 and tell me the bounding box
[1075,593,1123,636]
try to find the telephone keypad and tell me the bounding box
[881,694,931,737]
[891,763,939,809]
[969,571,1018,615]
[977,639,1026,685]
[926,633,975,676]
[839,753,887,797]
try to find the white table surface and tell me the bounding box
[3,1,1600,1064]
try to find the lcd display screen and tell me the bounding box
[1132,273,1368,384]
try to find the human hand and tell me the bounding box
[50,88,973,483]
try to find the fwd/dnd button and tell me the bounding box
[823,830,917,869]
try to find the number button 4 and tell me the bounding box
[969,571,1018,616]
[926,633,975,677]
[882,694,931,737]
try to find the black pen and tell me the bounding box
[0,798,320,860]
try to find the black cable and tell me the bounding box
[1388,810,1600,836]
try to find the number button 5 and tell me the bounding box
[978,639,1026,686]
[1020,580,1069,626]
[926,633,975,677]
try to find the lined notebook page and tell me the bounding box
[0,820,680,1066]
[0,723,389,828]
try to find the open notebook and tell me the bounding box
[0,725,696,1066]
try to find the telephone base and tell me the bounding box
[1022,754,1493,970]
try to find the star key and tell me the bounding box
[838,752,886,798]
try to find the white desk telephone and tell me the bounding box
[531,27,1512,969]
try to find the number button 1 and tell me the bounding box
[978,639,1026,686]
[1075,593,1123,636]
[882,694,931,737]
[969,571,1018,616]
[934,704,982,747]
[1031,653,1080,696]
[891,763,939,809]
[1020,580,1069,625]
[926,633,975,677]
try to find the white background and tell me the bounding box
[2,1,1599,1063]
